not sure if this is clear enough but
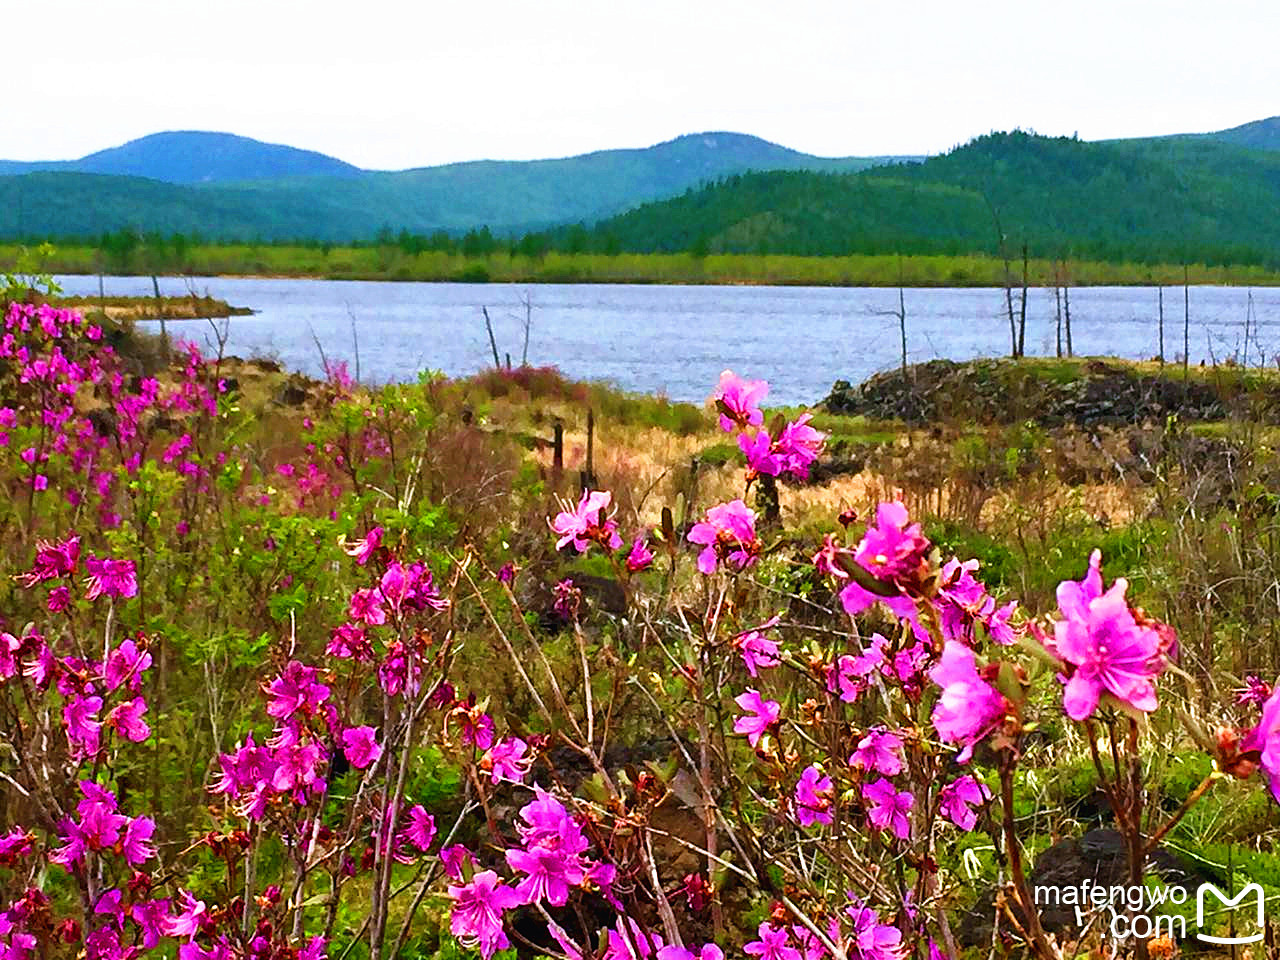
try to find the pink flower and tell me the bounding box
[713,370,768,432]
[744,922,801,960]
[1052,550,1168,721]
[84,555,137,600]
[688,499,761,574]
[735,627,780,678]
[104,639,152,692]
[626,536,655,572]
[164,890,207,938]
[794,765,833,827]
[348,588,386,625]
[402,805,436,851]
[107,697,150,742]
[550,490,623,553]
[774,414,826,479]
[121,815,157,865]
[846,902,904,960]
[929,641,1006,763]
[341,725,382,769]
[853,501,930,584]
[65,694,103,757]
[1244,682,1280,801]
[265,661,330,720]
[863,778,913,840]
[938,776,991,831]
[849,729,903,776]
[482,737,531,784]
[441,844,473,880]
[739,430,783,477]
[448,870,522,960]
[342,526,382,565]
[19,535,80,585]
[733,689,780,747]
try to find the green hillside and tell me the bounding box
[572,131,1280,268]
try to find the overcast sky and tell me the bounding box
[8,0,1279,170]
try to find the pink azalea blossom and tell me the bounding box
[713,370,768,432]
[735,621,781,677]
[64,694,103,757]
[121,815,157,865]
[448,870,522,960]
[733,689,780,747]
[483,737,532,784]
[938,775,992,831]
[743,922,801,960]
[1052,550,1168,721]
[164,890,208,938]
[773,414,826,479]
[688,499,761,574]
[626,536,655,572]
[849,728,903,776]
[341,725,382,769]
[106,697,150,742]
[441,844,473,880]
[845,901,904,960]
[402,805,437,851]
[550,490,623,553]
[342,526,383,565]
[928,641,1007,763]
[854,501,930,584]
[1244,682,1280,801]
[104,639,152,692]
[265,661,330,720]
[863,778,913,840]
[19,535,80,585]
[84,555,137,601]
[794,765,834,827]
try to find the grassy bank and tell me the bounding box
[9,242,1280,286]
[48,293,252,321]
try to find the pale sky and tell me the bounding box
[7,0,1280,170]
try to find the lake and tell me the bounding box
[53,276,1280,407]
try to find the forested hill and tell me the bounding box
[572,131,1280,267]
[0,131,898,240]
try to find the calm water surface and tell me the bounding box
[55,277,1280,406]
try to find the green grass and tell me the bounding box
[11,243,1280,288]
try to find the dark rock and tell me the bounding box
[273,380,309,407]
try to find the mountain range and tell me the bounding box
[0,131,906,240]
[3,118,1280,265]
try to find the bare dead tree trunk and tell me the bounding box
[983,193,1018,356]
[520,290,532,367]
[898,284,908,380]
[1183,265,1190,381]
[1157,286,1165,366]
[1054,278,1063,358]
[481,306,501,368]
[1063,274,1073,357]
[1016,243,1028,358]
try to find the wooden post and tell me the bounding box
[552,421,564,485]
[152,275,169,360]
[580,409,597,492]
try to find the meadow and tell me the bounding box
[9,241,1280,288]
